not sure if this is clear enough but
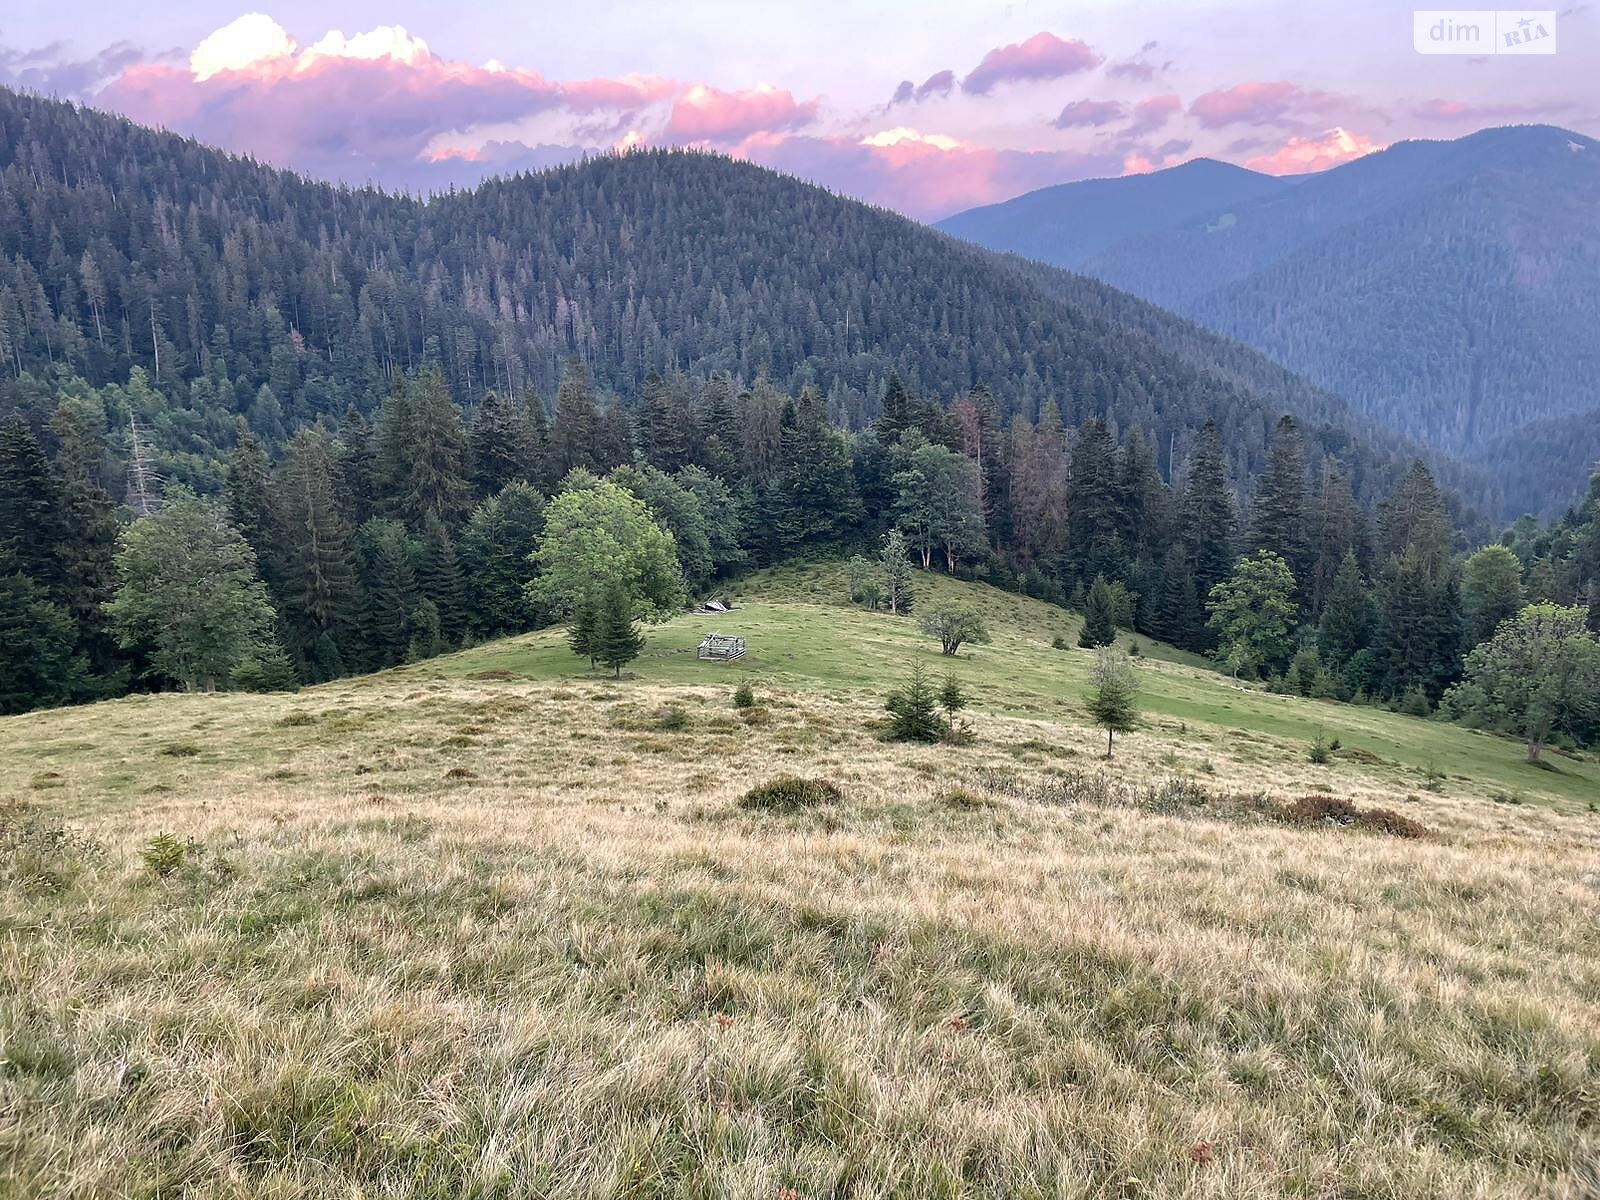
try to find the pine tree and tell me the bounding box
[593,585,645,677]
[638,369,693,472]
[1151,543,1198,649]
[470,389,535,497]
[0,573,85,714]
[876,372,914,445]
[1309,469,1365,616]
[1078,575,1118,648]
[460,481,544,637]
[885,661,945,742]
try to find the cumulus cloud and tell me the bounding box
[962,32,1102,95]
[1189,80,1340,129]
[1245,127,1382,174]
[1106,41,1168,82]
[663,83,818,143]
[1053,99,1125,128]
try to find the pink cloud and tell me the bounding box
[89,14,674,189]
[663,83,818,143]
[962,32,1102,95]
[1189,80,1339,129]
[1127,93,1181,135]
[1245,127,1383,174]
[735,129,1122,220]
[1054,99,1124,128]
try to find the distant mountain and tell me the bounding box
[939,126,1600,514]
[0,85,1484,520]
[936,158,1295,268]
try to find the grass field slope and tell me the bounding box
[3,567,1598,1198]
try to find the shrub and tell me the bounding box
[733,682,755,709]
[655,705,689,731]
[918,604,991,657]
[1281,794,1431,838]
[1,805,103,893]
[1308,734,1333,765]
[739,776,843,813]
[1051,635,1069,651]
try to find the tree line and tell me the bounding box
[5,358,1597,753]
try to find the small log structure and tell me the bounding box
[696,633,746,662]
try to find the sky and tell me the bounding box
[0,1,1593,219]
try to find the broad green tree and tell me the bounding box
[530,480,684,622]
[105,491,281,692]
[1445,604,1600,761]
[918,604,990,656]
[1206,551,1299,679]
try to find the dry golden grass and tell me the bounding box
[3,673,1599,1198]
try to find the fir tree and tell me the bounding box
[0,412,68,592]
[550,358,600,477]
[356,519,421,670]
[593,585,645,677]
[225,422,272,559]
[885,661,945,742]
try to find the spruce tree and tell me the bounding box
[567,593,599,667]
[1078,576,1117,648]
[1086,646,1139,758]
[550,358,600,477]
[1249,415,1312,597]
[1182,421,1236,626]
[356,519,421,669]
[593,586,644,677]
[1317,551,1373,668]
[402,367,474,530]
[225,423,272,559]
[470,389,534,497]
[1064,418,1123,588]
[0,412,68,592]
[418,514,467,642]
[271,430,358,674]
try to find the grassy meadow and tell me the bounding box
[2,565,1598,1198]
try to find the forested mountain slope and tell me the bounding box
[935,157,1294,272]
[940,126,1600,513]
[0,86,1477,514]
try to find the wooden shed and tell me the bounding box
[697,633,747,662]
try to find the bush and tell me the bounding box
[733,682,755,709]
[1,804,103,893]
[1280,794,1431,838]
[655,705,689,731]
[1051,635,1069,651]
[738,776,843,813]
[1308,734,1333,764]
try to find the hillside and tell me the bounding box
[940,126,1600,514]
[4,567,1597,1197]
[0,86,1484,516]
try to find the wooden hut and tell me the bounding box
[696,633,746,662]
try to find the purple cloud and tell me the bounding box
[1054,99,1125,128]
